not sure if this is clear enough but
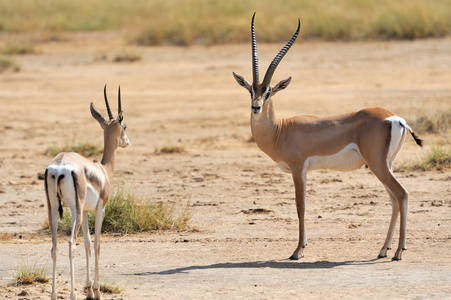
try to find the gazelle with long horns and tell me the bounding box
[233,13,422,261]
[45,86,129,300]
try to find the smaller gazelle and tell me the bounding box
[44,85,129,300]
[233,13,422,261]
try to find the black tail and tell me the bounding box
[56,174,65,219]
[410,131,423,148]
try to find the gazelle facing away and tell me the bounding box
[44,86,129,300]
[233,14,422,261]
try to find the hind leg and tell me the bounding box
[69,207,82,300]
[82,211,94,299]
[369,165,408,261]
[378,187,400,258]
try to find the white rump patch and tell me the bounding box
[385,116,408,168]
[305,143,365,171]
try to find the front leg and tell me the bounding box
[289,167,307,260]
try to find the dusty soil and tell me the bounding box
[0,32,450,299]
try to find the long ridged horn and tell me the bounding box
[118,85,122,114]
[262,19,300,87]
[251,12,259,85]
[104,84,114,120]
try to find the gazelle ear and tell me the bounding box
[272,77,292,95]
[233,72,252,93]
[90,102,107,129]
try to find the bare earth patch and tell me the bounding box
[0,33,450,299]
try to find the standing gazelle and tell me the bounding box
[44,86,129,300]
[233,14,422,261]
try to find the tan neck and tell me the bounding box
[250,100,283,160]
[100,131,117,178]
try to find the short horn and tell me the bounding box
[262,18,300,87]
[104,84,114,120]
[251,12,259,85]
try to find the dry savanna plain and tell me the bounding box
[0,32,450,299]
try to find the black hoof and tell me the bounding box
[391,256,402,261]
[377,254,387,259]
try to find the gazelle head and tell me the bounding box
[90,85,130,149]
[233,13,300,114]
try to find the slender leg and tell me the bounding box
[45,171,59,300]
[93,205,104,299]
[369,165,408,261]
[378,187,400,258]
[50,206,59,300]
[82,211,94,299]
[69,207,81,300]
[289,167,307,260]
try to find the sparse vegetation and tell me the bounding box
[398,146,451,171]
[0,57,20,72]
[43,185,191,235]
[113,52,141,63]
[155,142,185,154]
[12,260,49,285]
[99,282,123,294]
[1,43,37,55]
[45,141,103,157]
[411,108,451,134]
[0,0,450,45]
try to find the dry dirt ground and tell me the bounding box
[0,33,450,299]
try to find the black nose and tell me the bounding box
[251,105,261,113]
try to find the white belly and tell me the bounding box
[305,143,365,171]
[83,183,100,211]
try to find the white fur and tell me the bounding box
[385,116,408,168]
[305,143,365,171]
[84,183,100,211]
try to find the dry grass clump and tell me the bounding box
[154,142,185,154]
[12,260,49,285]
[0,43,37,55]
[43,185,191,235]
[0,58,20,72]
[398,147,451,171]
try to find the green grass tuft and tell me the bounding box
[45,141,103,157]
[43,185,191,235]
[399,146,451,171]
[12,260,49,285]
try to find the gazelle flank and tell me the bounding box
[44,85,129,300]
[233,13,422,261]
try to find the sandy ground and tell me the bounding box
[0,32,450,299]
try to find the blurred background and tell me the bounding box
[0,0,451,46]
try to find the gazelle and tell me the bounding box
[44,85,129,300]
[233,13,422,261]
